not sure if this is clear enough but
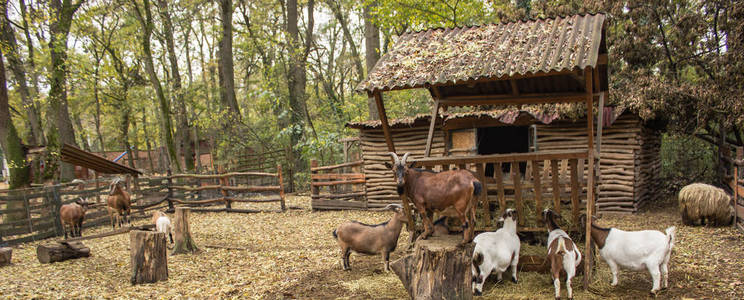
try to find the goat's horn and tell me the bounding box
[388,152,400,165]
[401,152,411,163]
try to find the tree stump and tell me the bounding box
[172,207,198,254]
[0,247,12,266]
[130,230,168,285]
[36,242,90,264]
[391,234,474,300]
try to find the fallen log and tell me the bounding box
[37,241,90,264]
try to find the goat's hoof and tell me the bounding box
[650,290,659,297]
[555,297,560,300]
[511,277,518,283]
[473,290,482,296]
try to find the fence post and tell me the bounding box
[735,147,742,230]
[311,160,319,203]
[166,169,174,212]
[94,171,100,203]
[277,164,286,211]
[221,174,231,211]
[51,186,63,237]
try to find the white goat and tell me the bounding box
[471,208,520,296]
[543,209,581,300]
[583,215,676,295]
[152,211,173,243]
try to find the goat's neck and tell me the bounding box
[588,221,611,249]
[546,215,561,231]
[502,219,517,234]
[386,215,405,238]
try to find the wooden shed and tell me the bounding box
[347,108,661,214]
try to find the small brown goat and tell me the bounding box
[385,152,482,245]
[543,209,581,300]
[107,177,131,228]
[60,198,89,239]
[333,204,408,271]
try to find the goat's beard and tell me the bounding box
[396,185,405,195]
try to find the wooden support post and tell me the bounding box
[400,192,417,246]
[532,160,543,225]
[391,235,474,300]
[424,100,440,157]
[583,66,596,289]
[172,207,198,254]
[476,163,489,227]
[551,160,561,212]
[310,160,319,209]
[512,162,524,226]
[0,247,12,266]
[277,164,286,211]
[495,162,505,215]
[734,147,742,229]
[221,175,231,210]
[373,91,395,153]
[130,230,168,285]
[570,159,580,226]
[36,242,90,264]
[94,171,100,203]
[595,92,605,215]
[166,169,174,212]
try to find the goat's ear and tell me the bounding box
[408,161,416,169]
[384,162,392,169]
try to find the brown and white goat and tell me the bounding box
[333,204,408,271]
[107,178,131,228]
[385,152,482,245]
[60,198,89,239]
[543,209,581,300]
[152,211,173,243]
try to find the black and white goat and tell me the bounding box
[471,208,521,296]
[543,209,581,300]
[581,215,676,295]
[333,204,408,271]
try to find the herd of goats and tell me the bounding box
[334,152,735,298]
[49,151,738,297]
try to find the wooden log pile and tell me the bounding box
[359,127,446,208]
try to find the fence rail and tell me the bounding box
[310,160,366,210]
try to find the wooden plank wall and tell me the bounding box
[360,127,446,208]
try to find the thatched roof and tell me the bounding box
[357,13,607,93]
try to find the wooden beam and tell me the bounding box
[597,53,608,65]
[413,150,587,166]
[509,79,519,96]
[373,91,396,153]
[439,92,587,107]
[583,66,596,290]
[424,100,441,157]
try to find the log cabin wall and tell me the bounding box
[360,127,446,208]
[535,113,661,213]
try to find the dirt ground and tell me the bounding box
[2,195,743,299]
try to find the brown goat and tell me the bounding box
[107,178,131,228]
[386,152,482,245]
[60,198,88,239]
[333,204,408,271]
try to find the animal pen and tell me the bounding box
[356,13,609,285]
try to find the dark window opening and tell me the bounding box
[477,126,530,177]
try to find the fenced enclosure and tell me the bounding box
[168,165,286,213]
[310,160,366,210]
[730,147,744,232]
[0,177,169,245]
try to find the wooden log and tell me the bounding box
[532,160,543,226]
[551,160,561,212]
[36,241,91,264]
[390,235,474,300]
[0,247,11,266]
[130,230,168,285]
[172,207,198,254]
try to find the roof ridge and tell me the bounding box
[401,12,606,36]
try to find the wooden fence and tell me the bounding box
[167,165,286,213]
[730,147,744,232]
[0,176,169,245]
[310,160,366,210]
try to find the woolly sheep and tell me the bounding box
[678,183,733,226]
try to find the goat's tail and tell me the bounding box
[472,181,483,196]
[556,238,567,255]
[665,226,676,250]
[332,229,338,239]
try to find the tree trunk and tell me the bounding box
[390,235,474,300]
[0,247,11,266]
[48,0,84,182]
[157,0,194,172]
[364,1,381,120]
[218,0,240,118]
[172,207,198,254]
[131,0,181,172]
[0,50,30,190]
[36,242,91,264]
[129,230,168,284]
[328,0,364,83]
[0,1,44,145]
[141,107,156,172]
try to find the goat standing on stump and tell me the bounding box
[333,204,408,272]
[581,215,675,295]
[107,177,131,228]
[60,198,89,239]
[385,152,482,245]
[471,208,521,296]
[543,209,581,300]
[152,211,173,243]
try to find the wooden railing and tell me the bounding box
[413,150,591,232]
[167,166,286,213]
[310,160,366,210]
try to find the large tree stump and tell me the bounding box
[0,247,12,266]
[36,242,90,264]
[172,207,198,254]
[391,234,474,300]
[130,230,168,285]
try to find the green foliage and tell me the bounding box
[660,133,717,194]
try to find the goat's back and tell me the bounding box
[107,190,131,210]
[473,231,519,270]
[156,215,171,233]
[410,170,478,209]
[60,203,84,222]
[335,221,389,254]
[600,228,670,270]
